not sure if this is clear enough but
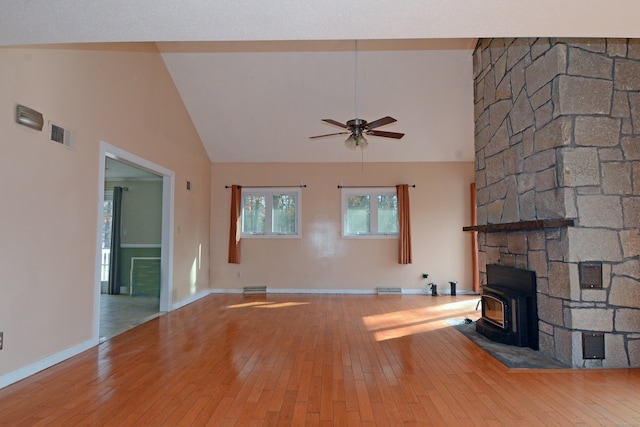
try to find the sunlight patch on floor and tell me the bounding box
[227,301,310,309]
[226,301,274,309]
[364,298,480,341]
[255,302,310,309]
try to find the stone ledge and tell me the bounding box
[463,219,575,233]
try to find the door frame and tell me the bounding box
[93,141,175,342]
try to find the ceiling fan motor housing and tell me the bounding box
[346,119,368,131]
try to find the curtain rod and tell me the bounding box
[337,185,415,189]
[225,185,307,189]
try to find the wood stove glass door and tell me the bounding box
[482,294,506,329]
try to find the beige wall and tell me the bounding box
[0,42,472,385]
[0,44,211,379]
[211,162,475,292]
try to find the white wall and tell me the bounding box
[211,162,475,293]
[0,43,211,381]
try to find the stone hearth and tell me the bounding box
[473,38,640,368]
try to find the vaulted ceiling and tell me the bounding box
[3,1,639,163]
[158,39,475,163]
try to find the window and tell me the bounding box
[341,187,398,237]
[241,188,301,237]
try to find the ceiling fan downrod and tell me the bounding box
[308,41,405,145]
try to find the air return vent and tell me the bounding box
[377,287,402,295]
[49,121,74,148]
[243,286,267,294]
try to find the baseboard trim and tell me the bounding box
[209,288,243,294]
[211,288,379,295]
[0,338,96,390]
[207,288,446,295]
[205,288,473,295]
[171,289,213,310]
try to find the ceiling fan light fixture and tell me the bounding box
[344,134,357,150]
[356,133,368,149]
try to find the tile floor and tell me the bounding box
[99,294,161,342]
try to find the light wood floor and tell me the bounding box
[2,294,640,426]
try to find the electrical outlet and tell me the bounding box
[0,332,3,350]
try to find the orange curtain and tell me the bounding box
[397,184,412,264]
[228,185,242,264]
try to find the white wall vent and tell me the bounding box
[49,121,74,148]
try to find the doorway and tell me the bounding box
[95,142,175,342]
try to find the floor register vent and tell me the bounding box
[243,286,267,294]
[377,287,402,295]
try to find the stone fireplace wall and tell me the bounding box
[473,38,640,368]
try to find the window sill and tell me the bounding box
[342,234,398,239]
[241,234,301,239]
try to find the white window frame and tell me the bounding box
[241,187,301,238]
[341,187,398,238]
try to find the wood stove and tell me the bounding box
[476,264,539,350]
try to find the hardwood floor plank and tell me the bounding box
[354,379,375,422]
[1,294,640,426]
[204,395,235,426]
[294,359,314,403]
[307,375,323,414]
[383,384,413,423]
[176,396,217,427]
[320,365,334,421]
[342,365,360,413]
[292,401,308,425]
[276,389,297,424]
[267,368,292,413]
[331,400,348,427]
[370,400,393,425]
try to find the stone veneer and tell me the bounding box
[473,38,640,368]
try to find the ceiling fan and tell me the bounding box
[309,40,405,150]
[309,116,404,149]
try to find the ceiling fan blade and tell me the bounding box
[309,131,349,139]
[366,116,397,130]
[367,130,405,139]
[321,119,348,129]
